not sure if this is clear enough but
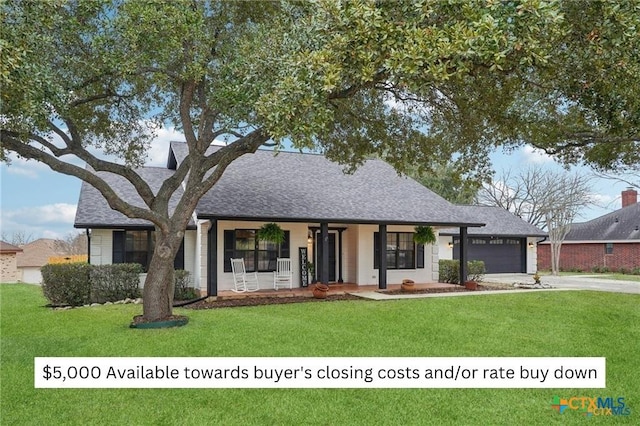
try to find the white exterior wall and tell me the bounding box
[19,267,43,284]
[526,237,538,274]
[438,235,454,261]
[216,221,309,291]
[355,224,437,285]
[89,228,198,288]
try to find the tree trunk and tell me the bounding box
[141,230,182,322]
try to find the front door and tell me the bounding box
[316,232,336,282]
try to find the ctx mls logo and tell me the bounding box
[552,396,631,417]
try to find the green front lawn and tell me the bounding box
[2,284,638,425]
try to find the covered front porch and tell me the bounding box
[215,282,460,300]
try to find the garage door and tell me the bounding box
[454,237,525,273]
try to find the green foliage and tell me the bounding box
[413,226,437,245]
[41,263,91,306]
[256,223,285,245]
[411,164,483,204]
[438,259,486,284]
[173,270,199,301]
[42,263,144,306]
[90,264,142,304]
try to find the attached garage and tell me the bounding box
[452,237,526,273]
[438,206,547,275]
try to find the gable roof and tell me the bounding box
[439,205,547,237]
[0,241,23,254]
[563,202,640,241]
[74,142,486,229]
[169,142,483,227]
[16,239,66,268]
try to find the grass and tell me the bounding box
[2,284,639,425]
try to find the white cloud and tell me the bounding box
[2,153,50,179]
[2,203,77,226]
[521,145,553,164]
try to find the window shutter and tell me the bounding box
[416,243,425,269]
[112,231,125,264]
[173,238,185,270]
[373,232,379,269]
[281,231,291,258]
[223,230,234,272]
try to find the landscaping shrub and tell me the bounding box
[631,267,640,276]
[438,259,485,284]
[90,264,142,303]
[41,263,91,306]
[174,270,199,301]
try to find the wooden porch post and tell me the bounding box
[207,220,218,297]
[337,229,344,283]
[320,222,329,285]
[378,224,387,289]
[459,226,468,285]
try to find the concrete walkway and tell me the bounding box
[484,273,640,294]
[350,273,640,300]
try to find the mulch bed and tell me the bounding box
[184,284,517,309]
[185,294,362,310]
[379,284,507,295]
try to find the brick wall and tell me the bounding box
[538,242,640,272]
[1,253,21,283]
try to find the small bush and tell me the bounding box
[631,267,640,276]
[90,264,142,303]
[41,263,91,306]
[438,259,485,284]
[174,270,199,301]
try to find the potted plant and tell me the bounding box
[413,226,437,245]
[307,262,315,283]
[257,223,285,256]
[533,273,541,285]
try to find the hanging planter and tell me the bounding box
[257,223,285,245]
[413,226,437,245]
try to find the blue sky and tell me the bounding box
[0,126,631,241]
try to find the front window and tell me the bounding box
[224,229,289,272]
[375,232,416,270]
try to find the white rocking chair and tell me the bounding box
[273,258,293,290]
[230,258,260,293]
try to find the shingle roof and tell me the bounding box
[439,205,547,237]
[564,202,640,241]
[16,238,65,267]
[0,241,23,253]
[74,166,194,228]
[74,142,486,228]
[170,142,483,226]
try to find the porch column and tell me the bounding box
[459,226,468,285]
[378,224,387,289]
[320,222,329,285]
[337,229,344,283]
[207,220,218,297]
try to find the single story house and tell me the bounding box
[1,241,23,283]
[439,206,547,274]
[74,142,487,296]
[16,238,68,284]
[538,188,640,272]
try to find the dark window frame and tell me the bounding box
[374,231,423,270]
[223,229,290,273]
[112,230,184,272]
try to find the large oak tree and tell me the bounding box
[2,0,639,322]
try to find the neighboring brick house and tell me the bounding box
[538,188,640,272]
[1,241,23,283]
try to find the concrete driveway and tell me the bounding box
[484,273,640,294]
